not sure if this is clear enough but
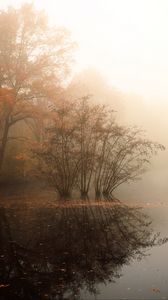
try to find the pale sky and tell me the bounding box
[1,0,168,102]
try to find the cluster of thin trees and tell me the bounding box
[33,96,164,199]
[0,4,164,199]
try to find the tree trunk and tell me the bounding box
[0,119,9,172]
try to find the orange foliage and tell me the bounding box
[0,88,15,109]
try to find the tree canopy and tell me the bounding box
[0,3,75,172]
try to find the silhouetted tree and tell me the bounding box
[94,126,165,199]
[34,96,164,200]
[33,99,80,198]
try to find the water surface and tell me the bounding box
[0,202,168,300]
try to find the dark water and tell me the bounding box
[0,203,168,300]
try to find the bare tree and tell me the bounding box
[33,99,80,198]
[74,96,106,198]
[94,126,165,200]
[34,95,165,200]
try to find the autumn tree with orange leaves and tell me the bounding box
[0,3,74,173]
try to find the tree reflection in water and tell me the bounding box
[0,204,167,300]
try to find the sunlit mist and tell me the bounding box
[2,0,168,102]
[1,2,168,300]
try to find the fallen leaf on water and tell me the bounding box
[0,284,10,288]
[151,288,160,293]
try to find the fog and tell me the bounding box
[1,3,168,299]
[67,68,168,204]
[3,0,168,97]
[1,0,168,203]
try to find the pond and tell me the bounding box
[0,200,168,300]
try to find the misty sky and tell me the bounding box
[1,0,168,103]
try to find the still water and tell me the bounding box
[0,202,168,300]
